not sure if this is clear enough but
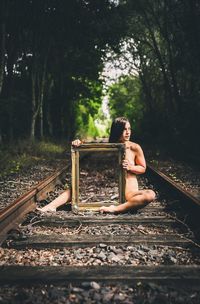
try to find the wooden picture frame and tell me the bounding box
[71,143,126,212]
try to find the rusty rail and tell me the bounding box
[147,163,200,207]
[0,158,200,289]
[0,165,68,244]
[1,161,199,246]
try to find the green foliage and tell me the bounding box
[113,0,200,155]
[36,141,66,156]
[94,107,111,138]
[74,79,103,139]
[0,140,66,178]
[75,105,100,139]
[88,114,100,139]
[108,75,145,134]
[0,0,127,142]
[1,0,200,158]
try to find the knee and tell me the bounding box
[125,191,138,201]
[63,189,72,201]
[145,190,156,202]
[68,189,72,201]
[125,192,132,201]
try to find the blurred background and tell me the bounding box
[0,0,199,173]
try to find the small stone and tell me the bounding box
[149,250,158,256]
[114,293,126,301]
[170,256,177,264]
[99,243,107,248]
[137,250,145,255]
[107,252,115,259]
[127,246,134,251]
[102,292,114,302]
[110,254,121,263]
[75,254,83,260]
[90,281,101,290]
[93,293,102,301]
[111,194,118,200]
[98,251,107,261]
[112,247,124,254]
[69,293,76,300]
[72,287,84,293]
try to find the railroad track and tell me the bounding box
[0,151,200,302]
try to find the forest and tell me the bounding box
[0,0,200,158]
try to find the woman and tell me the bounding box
[38,117,155,213]
[99,117,155,213]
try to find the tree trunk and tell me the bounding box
[30,52,48,140]
[141,7,176,114]
[0,21,6,143]
[0,22,6,95]
[30,66,37,141]
[148,0,182,112]
[0,0,7,143]
[139,72,154,113]
[39,102,43,139]
[46,103,53,137]
[38,57,48,139]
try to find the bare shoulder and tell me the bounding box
[129,141,143,153]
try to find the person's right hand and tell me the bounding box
[71,139,82,147]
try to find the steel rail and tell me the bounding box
[0,165,68,244]
[0,158,200,290]
[147,163,200,207]
[0,161,199,245]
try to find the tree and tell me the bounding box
[115,0,200,154]
[108,75,145,136]
[0,0,127,142]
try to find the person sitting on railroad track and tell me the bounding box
[38,117,156,213]
[99,117,156,213]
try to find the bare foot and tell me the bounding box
[99,205,117,213]
[36,206,57,213]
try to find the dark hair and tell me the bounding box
[109,117,130,143]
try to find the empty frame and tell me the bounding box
[71,143,125,212]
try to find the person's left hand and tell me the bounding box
[71,139,82,147]
[122,159,132,171]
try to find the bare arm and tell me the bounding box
[123,144,146,174]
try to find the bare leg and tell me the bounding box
[99,189,155,214]
[37,189,71,212]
